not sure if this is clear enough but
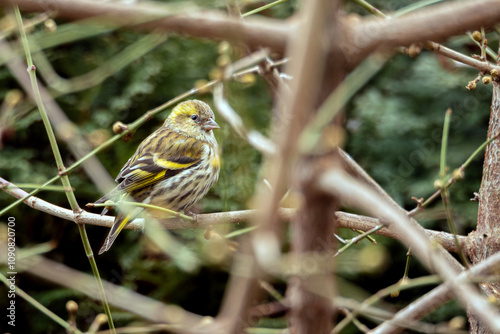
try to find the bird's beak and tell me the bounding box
[203,118,220,131]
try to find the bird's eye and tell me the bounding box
[191,115,198,120]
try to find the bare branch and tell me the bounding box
[425,41,500,74]
[4,0,500,69]
[371,250,500,334]
[0,177,466,253]
[335,211,465,253]
[0,0,289,52]
[318,168,500,332]
[348,0,500,65]
[338,148,466,268]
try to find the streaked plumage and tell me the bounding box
[96,100,220,254]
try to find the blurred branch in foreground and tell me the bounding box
[3,0,500,68]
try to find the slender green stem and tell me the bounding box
[0,273,84,334]
[403,248,412,280]
[462,132,500,170]
[92,201,194,221]
[481,27,487,60]
[259,280,284,301]
[409,132,499,216]
[15,8,77,210]
[355,229,377,244]
[14,6,80,211]
[38,33,168,94]
[349,315,371,334]
[2,183,69,191]
[242,0,289,17]
[351,0,386,18]
[335,224,384,257]
[393,0,443,18]
[467,31,498,61]
[225,225,258,238]
[14,7,115,332]
[76,224,116,331]
[439,108,452,179]
[18,241,55,259]
[440,188,469,267]
[352,0,443,19]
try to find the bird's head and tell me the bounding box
[166,100,219,140]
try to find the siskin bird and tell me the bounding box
[95,100,220,255]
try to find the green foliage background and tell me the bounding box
[0,1,494,333]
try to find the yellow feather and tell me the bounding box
[154,170,167,180]
[155,158,197,170]
[210,155,220,169]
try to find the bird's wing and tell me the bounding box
[116,135,204,194]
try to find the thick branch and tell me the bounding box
[4,0,500,68]
[465,80,500,334]
[0,0,289,52]
[348,0,500,64]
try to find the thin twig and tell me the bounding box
[241,0,289,18]
[436,109,468,266]
[439,108,451,179]
[334,224,384,257]
[351,0,385,17]
[425,41,500,74]
[466,31,498,61]
[408,132,500,216]
[441,187,469,267]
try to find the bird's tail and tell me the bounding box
[94,185,124,216]
[98,207,141,254]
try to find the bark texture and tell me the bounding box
[466,81,500,334]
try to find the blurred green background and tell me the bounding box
[0,1,493,332]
